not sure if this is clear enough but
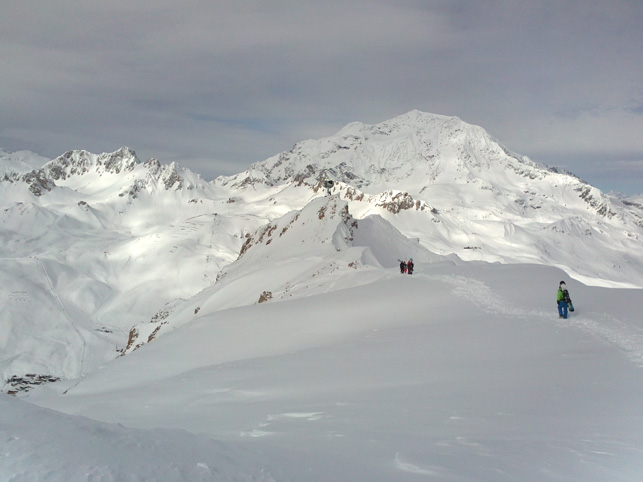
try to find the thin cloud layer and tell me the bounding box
[2,0,642,193]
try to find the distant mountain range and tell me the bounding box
[1,110,642,393]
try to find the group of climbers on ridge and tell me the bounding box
[399,258,414,275]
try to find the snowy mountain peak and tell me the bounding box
[0,146,211,201]
[335,110,469,140]
[44,146,139,180]
[215,111,625,234]
[217,110,563,199]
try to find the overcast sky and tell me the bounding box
[2,1,642,194]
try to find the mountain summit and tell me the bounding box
[220,112,560,188]
[219,111,523,190]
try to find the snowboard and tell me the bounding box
[562,288,574,312]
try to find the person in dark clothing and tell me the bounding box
[407,258,414,275]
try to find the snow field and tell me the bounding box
[22,262,643,481]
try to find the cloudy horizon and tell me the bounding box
[2,1,642,194]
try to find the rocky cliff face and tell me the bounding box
[44,147,139,180]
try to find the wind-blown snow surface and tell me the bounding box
[13,261,643,481]
[1,113,643,480]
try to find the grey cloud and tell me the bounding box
[2,0,643,193]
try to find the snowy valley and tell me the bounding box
[1,112,642,481]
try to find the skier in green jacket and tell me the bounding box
[557,281,569,318]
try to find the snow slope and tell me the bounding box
[19,260,643,481]
[1,111,643,480]
[0,393,275,481]
[15,195,643,481]
[116,195,447,353]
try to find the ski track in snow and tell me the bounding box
[423,273,643,367]
[562,314,643,367]
[437,275,526,318]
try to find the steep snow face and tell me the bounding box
[237,196,357,259]
[217,195,440,304]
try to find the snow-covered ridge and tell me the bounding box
[117,195,441,354]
